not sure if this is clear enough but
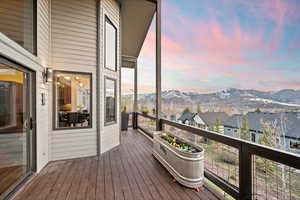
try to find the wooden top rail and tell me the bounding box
[136,112,157,121]
[161,118,300,169]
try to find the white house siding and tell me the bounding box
[0,0,121,170]
[36,0,51,172]
[99,0,121,153]
[224,127,240,138]
[49,0,98,160]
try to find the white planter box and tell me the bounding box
[153,132,204,189]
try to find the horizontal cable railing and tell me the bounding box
[128,112,133,127]
[134,113,300,200]
[136,112,156,138]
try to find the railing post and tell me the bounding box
[133,112,138,129]
[155,0,162,131]
[134,62,138,113]
[239,144,252,200]
[157,118,163,131]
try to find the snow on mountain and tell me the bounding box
[249,98,300,107]
[217,89,231,99]
[133,88,300,110]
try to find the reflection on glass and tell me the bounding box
[0,64,28,196]
[54,72,91,129]
[105,17,117,71]
[0,0,35,53]
[105,78,116,124]
[121,68,134,113]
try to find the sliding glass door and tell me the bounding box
[0,58,34,198]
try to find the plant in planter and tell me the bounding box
[141,108,149,115]
[153,132,204,190]
[160,133,200,153]
[121,106,129,131]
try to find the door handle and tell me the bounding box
[30,117,34,130]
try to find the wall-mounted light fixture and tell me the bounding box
[42,68,53,83]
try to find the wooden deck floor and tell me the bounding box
[12,129,221,200]
[0,166,25,196]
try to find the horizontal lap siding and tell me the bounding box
[51,0,97,71]
[36,0,50,171]
[50,0,97,161]
[38,0,50,67]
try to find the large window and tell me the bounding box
[53,71,92,129]
[105,77,116,125]
[0,58,34,197]
[105,16,117,71]
[0,0,36,54]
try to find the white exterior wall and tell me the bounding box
[49,0,98,161]
[0,0,122,171]
[36,0,51,171]
[99,0,121,153]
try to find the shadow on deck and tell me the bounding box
[12,129,222,200]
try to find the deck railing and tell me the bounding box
[134,112,300,200]
[134,112,156,138]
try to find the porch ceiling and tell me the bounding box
[120,0,156,63]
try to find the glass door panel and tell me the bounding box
[0,63,31,197]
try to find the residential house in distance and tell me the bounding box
[161,112,168,119]
[224,112,300,154]
[178,111,228,133]
[198,112,228,133]
[178,112,205,128]
[170,114,177,121]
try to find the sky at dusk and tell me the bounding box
[122,0,300,94]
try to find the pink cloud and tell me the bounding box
[140,21,281,83]
[140,31,186,58]
[199,21,264,52]
[136,0,300,92]
[122,83,156,94]
[264,80,300,91]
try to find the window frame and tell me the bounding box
[104,15,118,72]
[104,76,117,126]
[52,70,93,130]
[0,0,37,55]
[33,0,37,55]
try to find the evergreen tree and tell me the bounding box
[182,107,190,114]
[257,122,276,180]
[240,118,251,141]
[259,128,274,147]
[197,104,202,113]
[255,108,261,112]
[214,119,221,133]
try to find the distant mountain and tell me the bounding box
[134,89,300,110]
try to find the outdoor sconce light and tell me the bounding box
[42,68,53,83]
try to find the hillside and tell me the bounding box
[134,89,300,111]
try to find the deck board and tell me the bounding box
[12,129,221,200]
[0,166,25,196]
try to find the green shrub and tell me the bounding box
[217,152,237,165]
